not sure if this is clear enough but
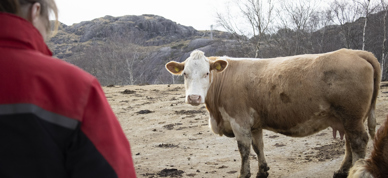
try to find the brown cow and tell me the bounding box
[348,116,388,178]
[165,49,381,178]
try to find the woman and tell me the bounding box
[0,0,136,177]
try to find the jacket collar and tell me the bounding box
[0,12,52,56]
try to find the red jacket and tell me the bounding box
[0,13,136,177]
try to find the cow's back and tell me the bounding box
[206,49,376,137]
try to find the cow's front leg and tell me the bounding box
[237,140,251,178]
[252,129,269,178]
[231,121,252,178]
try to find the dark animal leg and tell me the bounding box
[333,136,352,178]
[334,123,369,178]
[237,140,251,178]
[231,120,252,178]
[252,129,269,178]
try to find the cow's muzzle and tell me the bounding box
[187,95,201,106]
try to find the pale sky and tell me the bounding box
[55,0,226,31]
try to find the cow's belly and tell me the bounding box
[210,107,337,138]
[264,117,331,137]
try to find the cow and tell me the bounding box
[165,48,381,178]
[348,115,388,178]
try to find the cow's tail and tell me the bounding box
[348,116,388,178]
[356,50,381,139]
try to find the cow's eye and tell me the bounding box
[183,73,187,77]
[204,72,209,78]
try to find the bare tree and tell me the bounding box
[361,0,371,50]
[315,9,334,53]
[269,28,296,56]
[107,36,151,85]
[278,0,316,31]
[381,0,388,80]
[216,2,247,40]
[357,0,380,50]
[276,0,318,54]
[216,0,275,57]
[66,36,154,86]
[331,0,363,48]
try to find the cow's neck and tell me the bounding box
[205,68,227,125]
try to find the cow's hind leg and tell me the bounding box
[334,136,352,178]
[252,129,269,178]
[334,121,369,178]
[347,128,368,164]
[231,120,252,178]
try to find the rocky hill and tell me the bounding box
[47,14,252,85]
[47,11,388,85]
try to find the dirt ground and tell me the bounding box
[103,82,388,178]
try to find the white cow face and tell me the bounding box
[165,50,228,106]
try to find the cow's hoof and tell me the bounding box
[260,164,270,172]
[256,172,269,178]
[333,171,348,178]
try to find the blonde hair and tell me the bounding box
[0,0,59,37]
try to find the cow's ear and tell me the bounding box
[210,60,228,72]
[165,61,185,75]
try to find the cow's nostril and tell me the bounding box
[188,95,201,103]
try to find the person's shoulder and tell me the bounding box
[38,54,96,83]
